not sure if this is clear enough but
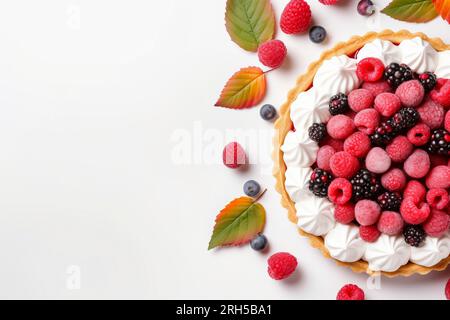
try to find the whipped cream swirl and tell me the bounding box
[325,224,366,262]
[435,50,450,79]
[398,37,438,73]
[364,235,411,272]
[285,166,312,202]
[410,233,450,267]
[357,39,402,65]
[281,131,318,168]
[295,192,335,236]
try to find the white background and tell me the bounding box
[0,0,448,300]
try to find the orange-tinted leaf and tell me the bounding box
[433,0,450,23]
[381,0,438,23]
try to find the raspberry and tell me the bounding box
[395,80,425,107]
[359,225,381,243]
[386,136,413,162]
[320,136,344,151]
[426,165,450,189]
[407,123,431,146]
[329,151,360,178]
[374,93,401,117]
[258,40,287,69]
[319,0,339,4]
[417,98,445,129]
[316,145,336,171]
[377,211,404,236]
[430,154,448,167]
[403,149,430,179]
[426,188,449,210]
[355,200,381,226]
[400,197,430,225]
[362,80,392,96]
[365,147,391,174]
[336,284,365,300]
[354,109,380,135]
[430,78,450,108]
[423,209,450,237]
[348,89,375,112]
[381,168,406,192]
[357,58,385,82]
[334,203,355,224]
[267,252,298,280]
[328,178,353,205]
[280,0,312,34]
[343,132,371,158]
[446,279,450,300]
[445,110,450,131]
[327,115,355,139]
[222,142,246,169]
[403,180,427,202]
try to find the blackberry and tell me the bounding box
[427,129,450,155]
[418,72,437,92]
[384,63,413,88]
[403,225,426,247]
[329,93,349,116]
[370,108,419,146]
[350,169,383,201]
[377,191,402,211]
[308,123,327,142]
[309,168,332,198]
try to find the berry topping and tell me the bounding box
[309,26,327,43]
[426,188,449,210]
[445,110,450,131]
[357,0,375,16]
[260,104,277,121]
[348,88,374,112]
[403,224,426,247]
[400,197,430,225]
[359,225,381,243]
[267,252,298,280]
[334,203,355,224]
[354,109,380,135]
[243,180,261,197]
[407,123,431,146]
[308,123,327,142]
[320,136,344,151]
[384,63,413,88]
[344,132,371,158]
[386,136,413,162]
[378,191,402,211]
[395,80,425,108]
[223,142,246,169]
[366,147,391,174]
[427,129,449,155]
[422,209,450,238]
[280,0,312,34]
[362,80,392,96]
[309,168,333,198]
[404,149,430,179]
[328,178,353,205]
[417,98,444,129]
[374,92,401,117]
[355,199,381,226]
[430,78,450,108]
[418,72,437,92]
[381,168,406,192]
[403,180,427,203]
[327,115,355,140]
[356,58,385,82]
[258,40,287,69]
[378,211,404,236]
[425,165,450,189]
[329,93,349,116]
[350,169,383,201]
[317,145,336,171]
[250,234,268,251]
[330,151,360,179]
[319,0,339,4]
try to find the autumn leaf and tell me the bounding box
[433,0,450,23]
[381,0,439,23]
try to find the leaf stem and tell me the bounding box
[253,188,267,203]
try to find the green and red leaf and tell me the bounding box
[433,0,450,23]
[381,0,439,23]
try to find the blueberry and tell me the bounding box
[250,234,267,251]
[243,180,261,197]
[309,26,327,44]
[260,104,277,121]
[357,0,375,16]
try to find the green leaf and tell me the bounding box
[381,0,439,23]
[225,0,276,52]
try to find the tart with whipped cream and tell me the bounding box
[273,30,450,277]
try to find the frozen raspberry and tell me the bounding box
[381,168,406,192]
[336,284,365,300]
[355,200,381,226]
[329,151,360,178]
[343,132,371,158]
[359,225,381,243]
[374,93,401,117]
[403,180,427,202]
[316,145,336,171]
[222,142,246,169]
[395,80,425,107]
[334,203,355,224]
[426,188,449,210]
[430,78,450,108]
[416,98,445,129]
[267,252,298,280]
[356,58,385,82]
[404,149,430,179]
[407,123,431,146]
[426,165,450,189]
[319,0,339,4]
[377,211,404,236]
[258,40,287,69]
[400,197,430,225]
[328,178,353,205]
[362,80,392,96]
[423,209,450,237]
[354,109,380,135]
[348,89,375,112]
[446,279,450,300]
[365,147,391,174]
[320,136,344,151]
[280,0,312,34]
[327,115,355,139]
[386,136,413,162]
[445,110,450,131]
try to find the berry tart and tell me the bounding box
[273,30,450,277]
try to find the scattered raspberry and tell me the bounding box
[362,80,392,96]
[403,180,427,203]
[267,252,298,280]
[355,199,381,226]
[407,123,431,146]
[403,149,430,179]
[334,203,355,224]
[426,188,449,210]
[280,0,312,34]
[400,197,431,225]
[356,58,385,82]
[327,115,355,139]
[320,136,344,151]
[319,0,339,4]
[381,168,406,192]
[445,110,450,131]
[354,108,380,135]
[430,78,450,108]
[348,89,375,112]
[374,93,401,117]
[395,80,425,107]
[328,178,353,205]
[386,136,413,163]
[423,209,450,237]
[343,132,371,158]
[222,142,246,169]
[417,98,445,129]
[365,147,391,174]
[359,225,381,243]
[377,211,404,236]
[258,40,287,69]
[316,145,336,171]
[446,279,450,300]
[336,284,365,300]
[329,151,360,178]
[426,165,450,189]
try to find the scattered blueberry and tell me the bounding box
[250,234,268,251]
[243,180,261,197]
[309,26,327,44]
[260,104,277,121]
[357,0,375,16]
